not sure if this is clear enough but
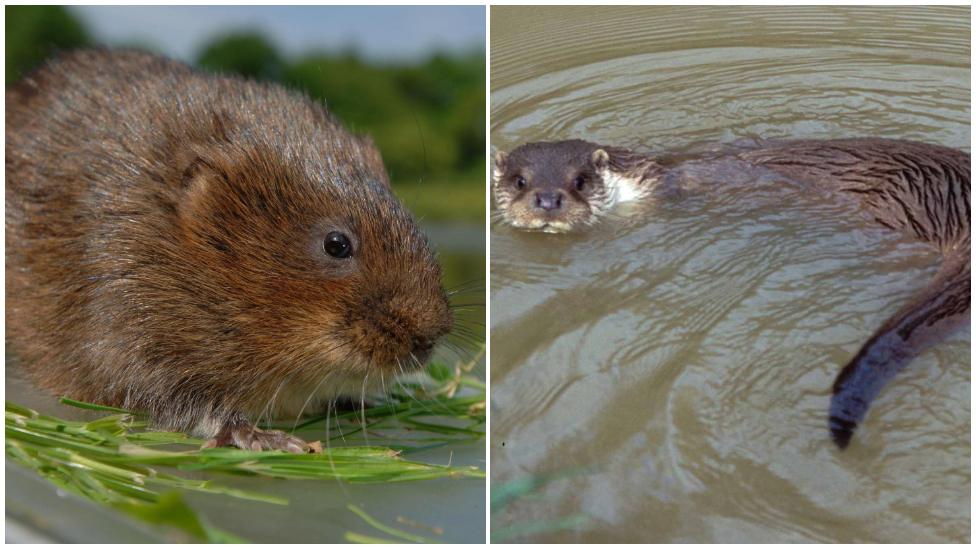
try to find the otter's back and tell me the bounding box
[740,138,970,251]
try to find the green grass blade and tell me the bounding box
[7,358,484,542]
[346,504,441,544]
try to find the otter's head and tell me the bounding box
[492,140,651,233]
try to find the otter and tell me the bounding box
[6,50,453,452]
[493,138,970,448]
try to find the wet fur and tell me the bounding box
[739,139,969,448]
[6,50,452,446]
[495,137,969,448]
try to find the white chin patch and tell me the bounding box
[541,223,572,233]
[600,168,645,204]
[516,219,573,233]
[535,220,572,233]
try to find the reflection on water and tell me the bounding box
[490,5,970,543]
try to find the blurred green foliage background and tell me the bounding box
[6,6,485,224]
[6,6,486,306]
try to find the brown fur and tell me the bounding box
[6,50,452,448]
[739,139,969,252]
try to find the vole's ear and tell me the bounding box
[355,135,392,188]
[493,150,508,180]
[174,110,236,191]
[178,151,220,191]
[591,149,610,170]
[174,147,210,191]
[172,152,222,225]
[170,112,236,192]
[174,146,234,215]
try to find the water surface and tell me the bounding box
[490,5,970,543]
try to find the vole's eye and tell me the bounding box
[514,175,526,189]
[323,232,353,258]
[573,175,586,191]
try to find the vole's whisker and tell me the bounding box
[290,339,352,432]
[435,341,468,363]
[446,278,486,293]
[257,374,289,429]
[446,329,484,346]
[449,297,487,305]
[451,319,487,331]
[359,369,371,447]
[444,341,475,362]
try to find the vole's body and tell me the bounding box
[493,137,969,448]
[7,50,452,451]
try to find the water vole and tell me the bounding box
[6,50,453,452]
[493,137,969,448]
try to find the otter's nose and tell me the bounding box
[535,191,563,211]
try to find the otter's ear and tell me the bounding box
[493,150,508,180]
[591,149,610,170]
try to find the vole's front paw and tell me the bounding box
[202,417,308,453]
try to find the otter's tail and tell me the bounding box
[829,241,970,448]
[740,138,969,448]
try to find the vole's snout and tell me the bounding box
[395,325,446,369]
[412,335,435,353]
[410,335,437,364]
[349,285,452,373]
[410,301,453,365]
[535,190,563,211]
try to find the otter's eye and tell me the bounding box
[323,232,352,258]
[574,175,586,191]
[514,175,526,189]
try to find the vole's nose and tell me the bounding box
[410,335,437,365]
[535,190,563,211]
[411,335,435,354]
